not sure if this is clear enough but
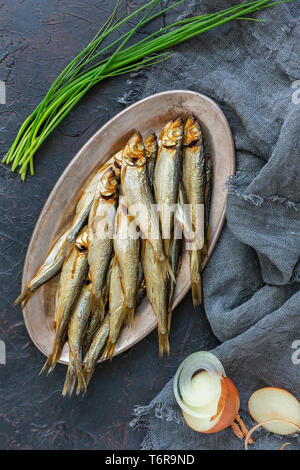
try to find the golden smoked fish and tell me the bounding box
[88,166,118,311]
[62,279,92,396]
[102,258,126,360]
[114,202,140,325]
[15,151,123,307]
[103,256,146,361]
[83,315,110,388]
[167,236,182,333]
[182,115,206,307]
[41,228,89,374]
[82,257,112,357]
[154,118,183,256]
[121,133,173,282]
[14,228,71,306]
[141,240,169,356]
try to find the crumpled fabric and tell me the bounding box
[128,0,300,450]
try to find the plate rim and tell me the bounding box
[21,89,235,363]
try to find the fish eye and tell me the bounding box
[77,244,87,253]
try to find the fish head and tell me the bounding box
[144,133,157,161]
[123,132,146,167]
[98,165,119,200]
[75,227,89,253]
[183,115,202,146]
[161,117,183,147]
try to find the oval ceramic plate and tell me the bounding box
[22,90,235,364]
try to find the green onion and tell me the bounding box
[2,0,294,181]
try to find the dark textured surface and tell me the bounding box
[0,0,219,450]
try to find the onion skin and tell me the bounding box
[203,377,240,433]
[245,419,300,450]
[183,376,240,433]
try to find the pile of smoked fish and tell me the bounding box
[15,115,212,396]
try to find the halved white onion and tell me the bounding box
[248,387,300,436]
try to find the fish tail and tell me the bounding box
[83,319,110,388]
[191,280,203,308]
[167,287,174,333]
[190,250,203,308]
[102,339,117,362]
[124,305,135,327]
[62,366,76,397]
[40,340,63,375]
[13,287,33,307]
[83,363,96,390]
[40,356,52,376]
[76,367,87,396]
[151,288,168,338]
[166,284,173,333]
[204,226,210,257]
[63,351,86,396]
[163,239,171,258]
[69,375,77,396]
[101,317,124,361]
[158,331,170,357]
[201,225,209,259]
[105,303,133,355]
[161,258,176,283]
[167,311,172,334]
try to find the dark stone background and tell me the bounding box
[0,1,219,449]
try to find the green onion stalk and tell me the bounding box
[2,0,294,180]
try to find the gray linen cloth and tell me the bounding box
[126,0,300,450]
